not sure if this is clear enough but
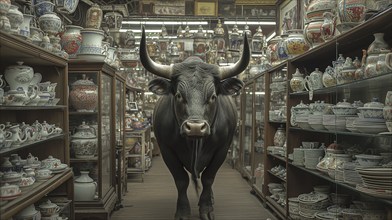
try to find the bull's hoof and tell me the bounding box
[175,216,191,220]
[199,211,215,220]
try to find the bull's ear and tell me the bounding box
[148,78,171,95]
[218,78,244,95]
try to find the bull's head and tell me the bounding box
[140,27,250,138]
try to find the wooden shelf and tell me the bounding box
[0,105,67,110]
[127,168,144,173]
[265,196,286,220]
[268,153,286,163]
[0,133,67,155]
[0,169,73,219]
[289,127,392,138]
[70,157,98,162]
[267,170,287,183]
[125,154,142,158]
[69,111,98,115]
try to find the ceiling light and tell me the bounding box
[224,21,276,25]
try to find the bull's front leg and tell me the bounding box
[199,175,215,220]
[173,168,191,220]
[160,147,191,220]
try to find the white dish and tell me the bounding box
[76,53,106,62]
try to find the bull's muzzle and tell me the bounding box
[181,120,210,137]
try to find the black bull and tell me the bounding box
[140,28,250,220]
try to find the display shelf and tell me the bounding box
[125,154,142,158]
[127,168,144,173]
[0,169,73,219]
[252,184,264,201]
[0,133,66,155]
[69,111,99,115]
[289,127,392,138]
[267,153,286,163]
[267,170,286,183]
[290,8,392,65]
[70,157,99,162]
[0,105,67,110]
[289,72,392,96]
[0,28,72,220]
[265,196,286,220]
[289,162,392,206]
[0,31,67,66]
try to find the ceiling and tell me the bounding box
[64,0,277,39]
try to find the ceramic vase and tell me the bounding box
[34,1,55,17]
[71,122,97,159]
[4,61,42,91]
[338,0,366,23]
[74,171,97,201]
[304,19,325,48]
[69,74,98,112]
[79,28,104,55]
[6,5,23,34]
[38,12,62,36]
[277,34,289,60]
[290,68,305,92]
[284,30,310,57]
[60,25,83,56]
[274,126,286,147]
[367,33,390,55]
[305,0,337,21]
[103,11,122,30]
[0,0,11,32]
[266,35,281,66]
[85,3,102,29]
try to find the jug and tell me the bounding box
[305,68,323,91]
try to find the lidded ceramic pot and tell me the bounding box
[273,125,286,147]
[71,121,97,159]
[290,68,305,92]
[74,171,97,201]
[69,74,98,112]
[85,3,102,29]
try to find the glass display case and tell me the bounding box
[239,82,255,180]
[252,74,266,199]
[115,74,126,203]
[68,61,117,220]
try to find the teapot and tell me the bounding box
[322,65,336,87]
[0,124,12,148]
[305,68,323,91]
[4,86,39,106]
[4,61,42,91]
[8,124,28,146]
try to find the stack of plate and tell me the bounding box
[298,192,330,219]
[293,148,304,166]
[356,167,392,199]
[297,115,311,130]
[308,115,325,130]
[353,118,388,134]
[343,162,363,186]
[322,115,346,131]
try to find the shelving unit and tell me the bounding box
[68,61,117,220]
[238,7,392,220]
[0,31,73,219]
[125,126,152,182]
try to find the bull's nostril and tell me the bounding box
[185,122,191,132]
[200,123,207,132]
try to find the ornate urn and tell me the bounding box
[60,25,83,56]
[85,3,102,29]
[71,121,97,159]
[38,12,62,37]
[69,74,98,112]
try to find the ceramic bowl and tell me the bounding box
[355,154,383,166]
[35,168,52,180]
[40,155,61,169]
[357,107,384,119]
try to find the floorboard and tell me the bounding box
[110,156,278,220]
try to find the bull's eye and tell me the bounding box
[209,94,217,103]
[175,92,183,101]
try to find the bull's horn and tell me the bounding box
[219,34,250,79]
[139,27,172,79]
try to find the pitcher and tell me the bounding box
[8,124,28,146]
[376,49,392,74]
[305,68,323,91]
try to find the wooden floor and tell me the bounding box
[110,156,277,220]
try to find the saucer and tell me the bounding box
[0,191,22,200]
[50,164,68,173]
